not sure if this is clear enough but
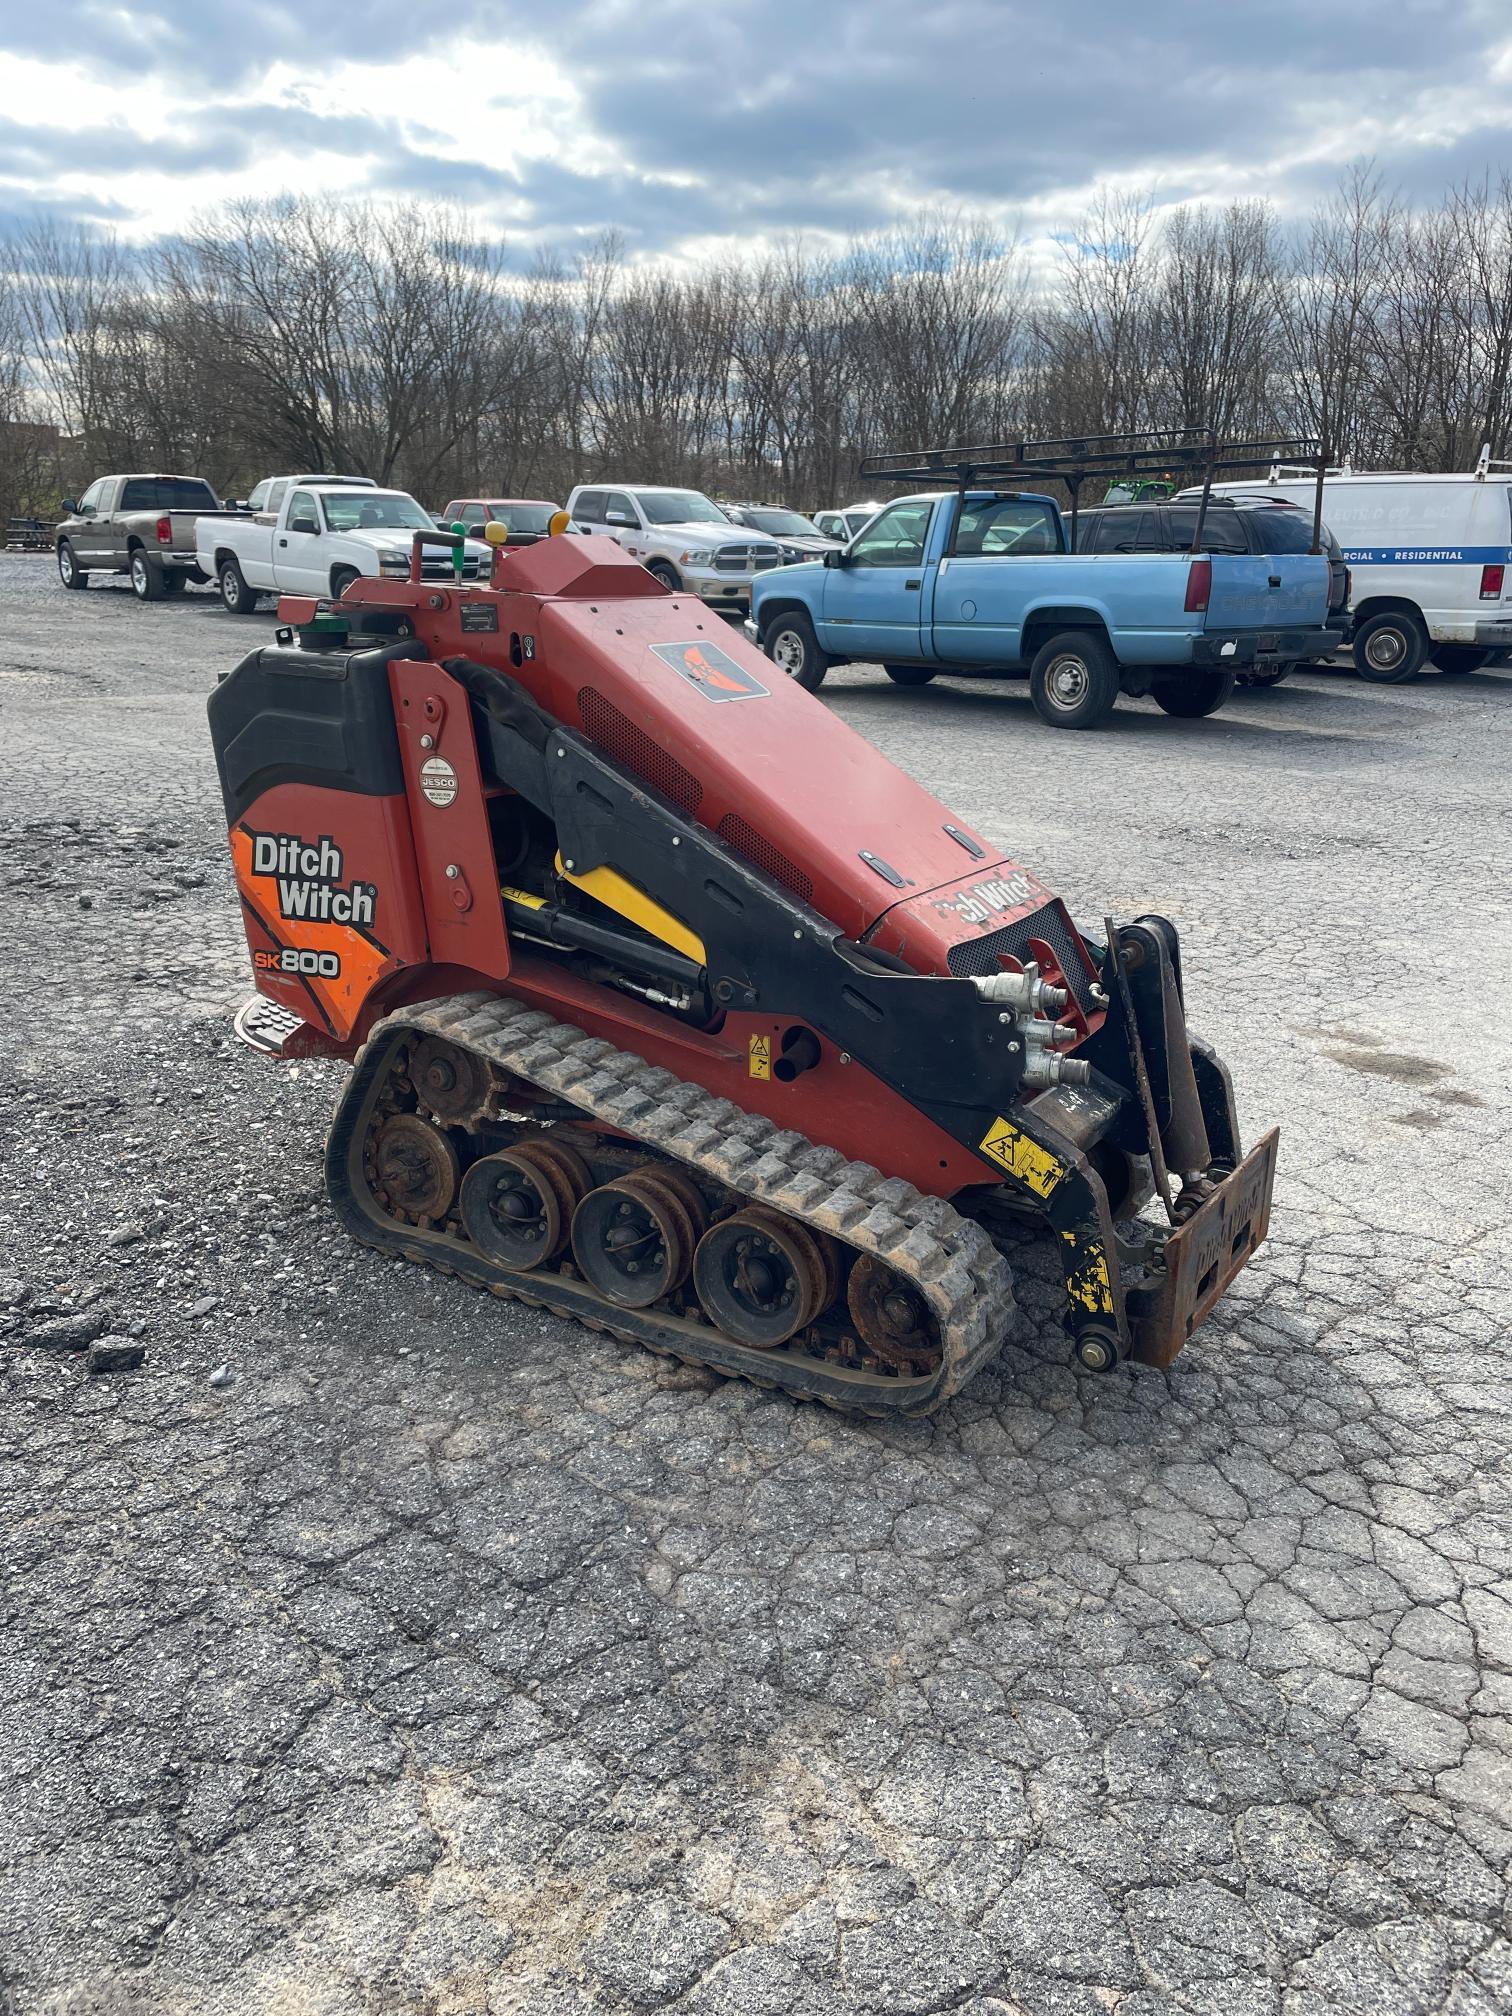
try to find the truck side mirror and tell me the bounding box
[61,499,79,516]
[824,548,848,568]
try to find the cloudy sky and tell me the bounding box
[2,0,1509,259]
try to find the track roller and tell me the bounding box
[369,1113,460,1225]
[846,1251,941,1372]
[692,1205,836,1348]
[570,1167,708,1308]
[459,1138,591,1270]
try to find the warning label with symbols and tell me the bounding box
[748,1034,771,1080]
[978,1116,1065,1196]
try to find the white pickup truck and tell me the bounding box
[198,482,492,614]
[563,483,787,610]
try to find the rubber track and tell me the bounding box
[340,989,1016,1416]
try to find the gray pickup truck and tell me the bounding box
[55,474,232,601]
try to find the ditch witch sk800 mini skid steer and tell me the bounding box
[208,520,1278,1416]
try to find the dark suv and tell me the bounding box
[1075,498,1350,685]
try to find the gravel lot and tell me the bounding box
[3,554,1510,2016]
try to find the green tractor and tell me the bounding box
[1100,476,1176,506]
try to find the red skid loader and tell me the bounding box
[207,526,1277,1415]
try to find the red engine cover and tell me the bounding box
[498,540,1055,970]
[309,539,1086,981]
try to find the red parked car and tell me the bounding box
[439,498,561,549]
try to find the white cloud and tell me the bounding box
[1,3,1510,258]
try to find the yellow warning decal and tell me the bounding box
[977,1116,1065,1197]
[1061,1229,1115,1313]
[501,884,546,909]
[748,1034,771,1080]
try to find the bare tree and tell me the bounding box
[1272,166,1395,462]
[12,218,134,486]
[3,172,1506,523]
[1036,188,1159,438]
[850,212,1027,452]
[1148,202,1278,439]
[1445,175,1512,465]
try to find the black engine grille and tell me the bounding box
[945,901,1093,1010]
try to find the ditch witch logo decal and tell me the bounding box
[932,870,1048,931]
[249,832,377,927]
[651,639,769,702]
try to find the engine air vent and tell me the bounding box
[716,813,814,904]
[945,900,1093,1011]
[577,688,703,814]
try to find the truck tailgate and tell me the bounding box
[1204,553,1328,630]
[169,511,210,549]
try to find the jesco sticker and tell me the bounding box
[420,756,458,806]
[651,639,769,702]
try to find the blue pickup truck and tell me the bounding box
[746,487,1336,728]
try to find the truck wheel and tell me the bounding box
[57,542,87,589]
[646,560,680,592]
[1433,644,1492,675]
[129,550,165,601]
[763,611,829,692]
[219,557,259,614]
[331,566,360,600]
[1028,632,1119,729]
[1353,610,1426,682]
[1152,670,1236,718]
[884,664,937,686]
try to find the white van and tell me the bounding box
[1188,450,1512,680]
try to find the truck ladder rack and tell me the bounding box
[860,431,1330,554]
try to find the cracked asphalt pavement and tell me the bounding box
[2,554,1510,2015]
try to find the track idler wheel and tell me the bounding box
[371,1114,460,1226]
[571,1167,708,1309]
[693,1205,835,1349]
[846,1252,941,1373]
[411,1036,500,1126]
[460,1139,591,1271]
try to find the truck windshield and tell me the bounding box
[320,492,435,533]
[639,492,729,526]
[491,503,554,533]
[738,508,823,537]
[121,477,219,512]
